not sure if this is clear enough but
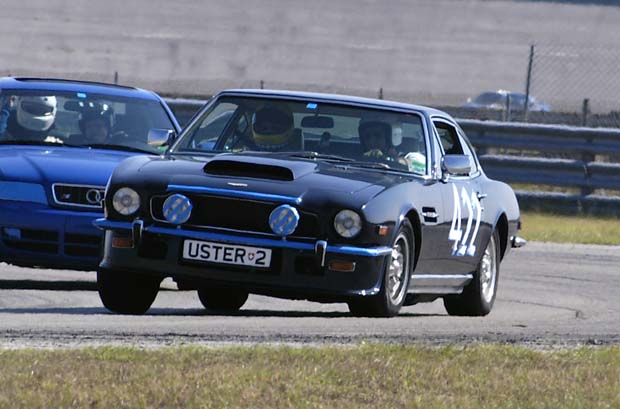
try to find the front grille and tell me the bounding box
[151,194,320,238]
[1,228,59,254]
[52,184,105,209]
[0,228,99,258]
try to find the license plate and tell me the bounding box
[182,240,272,268]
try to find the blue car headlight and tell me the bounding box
[112,187,141,216]
[0,182,47,204]
[334,209,362,238]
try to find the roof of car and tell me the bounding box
[0,77,161,101]
[217,89,449,118]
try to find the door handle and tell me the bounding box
[476,192,487,200]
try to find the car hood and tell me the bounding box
[134,153,417,208]
[0,146,135,186]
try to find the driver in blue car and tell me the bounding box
[0,95,58,141]
[79,107,112,144]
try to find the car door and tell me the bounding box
[432,118,488,276]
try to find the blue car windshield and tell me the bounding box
[0,90,175,154]
[171,96,428,175]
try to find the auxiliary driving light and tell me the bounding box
[269,205,299,237]
[163,194,193,225]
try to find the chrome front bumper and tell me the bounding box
[510,236,527,248]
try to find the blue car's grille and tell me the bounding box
[1,229,58,254]
[0,228,99,258]
[52,184,105,209]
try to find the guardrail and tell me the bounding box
[166,100,620,216]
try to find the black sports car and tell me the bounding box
[95,89,524,317]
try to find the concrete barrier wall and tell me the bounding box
[2,1,620,109]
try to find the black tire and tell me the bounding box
[347,220,414,317]
[197,287,249,312]
[443,229,501,316]
[97,269,161,315]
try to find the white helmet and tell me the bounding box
[16,96,57,132]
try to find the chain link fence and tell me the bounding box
[530,44,620,115]
[440,44,620,129]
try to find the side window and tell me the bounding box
[434,121,463,155]
[433,119,478,177]
[459,134,479,175]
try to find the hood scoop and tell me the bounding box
[204,159,294,181]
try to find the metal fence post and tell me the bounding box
[581,98,594,197]
[524,44,534,122]
[581,98,590,127]
[506,94,512,122]
[378,87,383,100]
[114,71,119,85]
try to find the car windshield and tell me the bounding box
[473,92,506,104]
[0,90,175,154]
[171,96,428,174]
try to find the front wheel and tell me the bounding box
[443,228,500,316]
[348,220,414,317]
[197,287,249,312]
[97,269,161,315]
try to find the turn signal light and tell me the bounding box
[112,236,134,248]
[328,260,356,272]
[377,225,389,236]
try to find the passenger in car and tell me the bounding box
[0,95,58,142]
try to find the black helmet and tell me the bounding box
[78,104,112,135]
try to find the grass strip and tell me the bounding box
[0,344,618,409]
[521,212,620,245]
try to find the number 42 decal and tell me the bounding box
[448,185,482,257]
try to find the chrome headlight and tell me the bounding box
[334,210,362,238]
[112,187,141,216]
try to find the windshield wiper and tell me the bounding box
[83,143,155,154]
[0,140,69,147]
[347,160,413,174]
[348,161,391,170]
[288,152,356,162]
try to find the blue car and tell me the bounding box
[0,77,181,270]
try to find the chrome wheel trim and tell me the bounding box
[387,232,410,306]
[480,234,497,303]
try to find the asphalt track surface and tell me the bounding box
[0,242,618,348]
[1,0,620,110]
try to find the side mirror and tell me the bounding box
[148,128,175,147]
[442,154,471,176]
